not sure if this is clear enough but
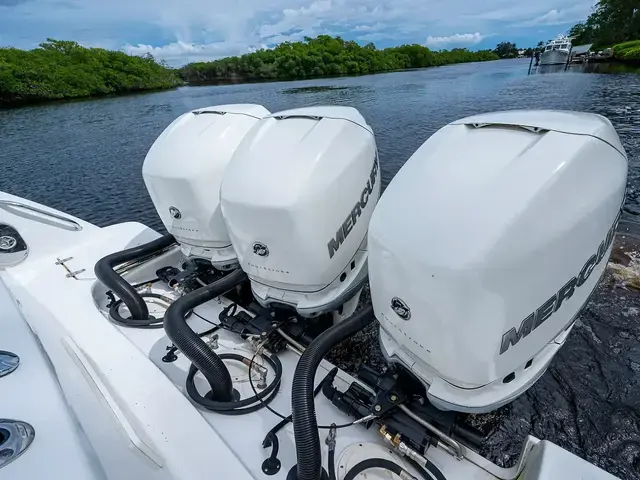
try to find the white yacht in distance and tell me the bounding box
[0,107,627,480]
[540,35,573,65]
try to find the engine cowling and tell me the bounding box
[142,104,270,268]
[369,110,628,412]
[221,106,380,316]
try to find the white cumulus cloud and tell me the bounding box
[515,4,593,27]
[425,32,485,48]
[123,41,267,65]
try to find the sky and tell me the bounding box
[0,0,596,66]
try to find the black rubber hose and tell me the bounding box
[265,368,338,440]
[291,305,374,480]
[109,293,167,328]
[406,456,448,480]
[95,234,176,320]
[327,448,336,480]
[185,352,282,415]
[343,458,406,480]
[164,269,247,402]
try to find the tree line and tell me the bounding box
[178,35,499,84]
[1,35,500,106]
[570,0,640,48]
[0,39,182,106]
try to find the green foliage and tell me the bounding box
[0,39,182,106]
[569,0,640,48]
[494,42,519,59]
[613,39,640,59]
[178,35,499,84]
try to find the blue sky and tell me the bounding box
[0,0,595,65]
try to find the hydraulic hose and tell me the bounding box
[109,292,170,329]
[405,457,448,480]
[327,444,336,480]
[291,305,375,480]
[343,459,410,480]
[95,234,176,321]
[164,269,247,402]
[185,352,282,415]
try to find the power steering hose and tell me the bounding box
[95,233,176,324]
[343,458,417,480]
[291,305,375,480]
[405,456,448,480]
[164,269,282,414]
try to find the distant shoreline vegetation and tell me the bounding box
[179,35,499,84]
[0,39,182,107]
[0,36,499,107]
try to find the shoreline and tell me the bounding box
[0,85,185,109]
[1,60,500,109]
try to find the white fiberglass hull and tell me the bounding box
[0,190,619,480]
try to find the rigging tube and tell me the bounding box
[164,269,247,402]
[185,352,282,415]
[291,305,374,480]
[95,234,176,320]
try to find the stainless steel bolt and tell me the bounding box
[374,405,382,412]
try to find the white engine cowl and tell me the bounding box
[142,104,270,268]
[369,110,628,413]
[221,107,380,316]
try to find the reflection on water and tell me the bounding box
[531,61,640,76]
[281,85,350,94]
[581,62,640,75]
[0,58,639,479]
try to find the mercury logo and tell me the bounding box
[0,236,17,251]
[327,156,379,259]
[391,297,411,320]
[168,206,181,219]
[253,242,269,257]
[500,210,621,355]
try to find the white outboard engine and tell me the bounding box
[221,107,380,316]
[369,111,627,413]
[142,104,270,268]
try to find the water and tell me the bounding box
[1,58,639,477]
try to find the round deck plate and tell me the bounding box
[336,442,409,480]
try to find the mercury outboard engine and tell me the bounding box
[368,110,628,413]
[143,104,270,269]
[221,107,380,316]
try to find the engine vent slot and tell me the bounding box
[192,110,226,116]
[467,123,548,134]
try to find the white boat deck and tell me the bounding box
[0,191,618,479]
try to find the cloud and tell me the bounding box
[357,31,398,42]
[425,32,485,48]
[353,23,384,32]
[515,4,592,27]
[0,0,31,5]
[259,0,333,39]
[0,0,595,63]
[123,41,265,65]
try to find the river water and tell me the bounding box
[1,58,639,478]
